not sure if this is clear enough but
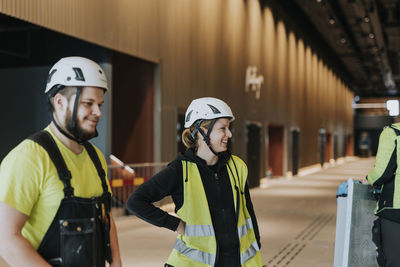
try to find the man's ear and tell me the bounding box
[53,93,65,111]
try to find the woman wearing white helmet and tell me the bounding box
[127,97,263,266]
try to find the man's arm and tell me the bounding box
[0,202,51,267]
[109,214,122,267]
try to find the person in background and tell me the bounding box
[365,123,400,266]
[358,131,371,157]
[127,97,263,267]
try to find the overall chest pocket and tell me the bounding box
[59,217,98,267]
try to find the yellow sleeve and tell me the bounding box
[0,140,44,215]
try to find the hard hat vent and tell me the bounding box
[207,104,221,114]
[186,110,193,123]
[47,69,57,84]
[73,68,85,81]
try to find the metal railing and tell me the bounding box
[108,154,168,217]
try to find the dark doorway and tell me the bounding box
[334,134,339,160]
[177,113,186,154]
[112,51,155,163]
[319,130,325,166]
[291,129,300,176]
[325,132,332,163]
[268,125,284,177]
[246,123,261,188]
[346,134,354,156]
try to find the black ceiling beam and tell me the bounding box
[327,0,372,82]
[260,0,356,90]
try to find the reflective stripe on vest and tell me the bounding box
[240,241,260,265]
[174,238,216,266]
[185,224,215,237]
[238,218,253,239]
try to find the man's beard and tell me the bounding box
[64,109,97,141]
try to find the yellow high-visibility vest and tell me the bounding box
[166,155,263,267]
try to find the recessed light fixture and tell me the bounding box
[364,16,370,23]
[368,33,375,39]
[340,37,347,44]
[329,17,336,25]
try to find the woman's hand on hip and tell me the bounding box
[176,221,185,235]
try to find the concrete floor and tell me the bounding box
[0,157,375,266]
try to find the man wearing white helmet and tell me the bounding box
[0,57,122,266]
[127,97,263,266]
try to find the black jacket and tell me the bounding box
[126,149,261,255]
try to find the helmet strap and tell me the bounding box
[195,119,218,156]
[71,86,82,130]
[191,120,203,140]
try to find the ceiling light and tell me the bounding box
[368,33,375,39]
[363,16,370,23]
[316,0,322,2]
[329,17,336,25]
[340,37,347,44]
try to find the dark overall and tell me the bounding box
[29,131,112,267]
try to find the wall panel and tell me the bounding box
[288,31,297,126]
[263,7,276,116]
[1,0,354,168]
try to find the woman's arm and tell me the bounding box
[126,164,182,231]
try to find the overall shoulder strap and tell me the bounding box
[28,130,74,197]
[83,142,109,194]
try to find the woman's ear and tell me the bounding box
[199,126,208,133]
[197,130,205,142]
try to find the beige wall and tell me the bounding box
[1,0,354,171]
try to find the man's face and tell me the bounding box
[63,86,104,141]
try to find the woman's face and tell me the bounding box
[204,118,232,153]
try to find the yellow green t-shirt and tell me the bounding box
[0,126,110,249]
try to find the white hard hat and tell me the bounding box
[184,97,235,128]
[45,56,108,94]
